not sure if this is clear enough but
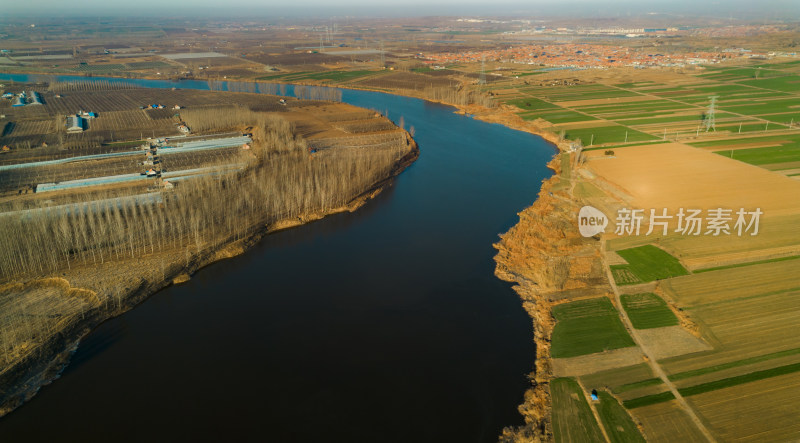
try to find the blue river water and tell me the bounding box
[0,73,556,442]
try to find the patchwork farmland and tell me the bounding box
[494,60,800,173]
[489,59,800,442]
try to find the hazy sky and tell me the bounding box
[4,0,799,19]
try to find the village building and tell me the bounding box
[66,115,85,133]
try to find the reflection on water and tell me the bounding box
[0,73,555,443]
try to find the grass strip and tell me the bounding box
[623,391,675,409]
[669,347,800,381]
[678,362,800,397]
[596,391,647,442]
[615,378,663,393]
[693,255,800,273]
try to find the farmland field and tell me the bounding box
[630,401,708,443]
[520,109,598,124]
[611,245,688,285]
[484,57,800,443]
[550,378,606,443]
[595,391,646,443]
[620,293,679,329]
[551,297,635,358]
[561,125,658,145]
[715,144,800,166]
[688,372,800,442]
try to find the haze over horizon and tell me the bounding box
[4,0,800,20]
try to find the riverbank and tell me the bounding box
[0,134,419,418]
[447,102,611,442]
[1,69,564,439]
[492,154,612,442]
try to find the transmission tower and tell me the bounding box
[380,41,385,67]
[478,55,486,86]
[705,95,718,132]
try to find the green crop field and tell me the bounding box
[694,254,800,273]
[614,82,658,88]
[679,361,800,397]
[551,297,636,358]
[551,378,606,443]
[561,125,658,145]
[297,70,378,82]
[689,133,800,149]
[616,114,705,126]
[256,71,315,80]
[596,391,647,443]
[611,267,642,284]
[520,110,598,124]
[611,245,689,285]
[550,90,642,100]
[720,98,800,116]
[715,122,786,133]
[739,75,800,92]
[623,391,675,409]
[668,347,800,381]
[572,101,686,113]
[507,97,560,111]
[627,361,800,408]
[621,293,679,329]
[716,145,800,166]
[615,377,664,393]
[604,109,707,120]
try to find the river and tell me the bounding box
[0,73,555,442]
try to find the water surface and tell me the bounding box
[0,73,555,442]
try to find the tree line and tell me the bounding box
[0,111,413,282]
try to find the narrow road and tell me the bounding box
[600,239,717,443]
[576,378,611,443]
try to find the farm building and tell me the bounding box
[29,91,42,105]
[11,91,42,106]
[66,115,85,133]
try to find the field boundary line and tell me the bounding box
[600,239,718,443]
[576,378,612,443]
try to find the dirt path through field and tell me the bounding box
[576,378,612,443]
[600,239,717,443]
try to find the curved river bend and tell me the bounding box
[0,73,555,442]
